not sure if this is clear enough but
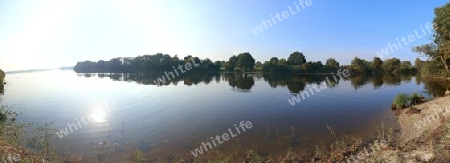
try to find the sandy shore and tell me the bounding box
[368,95,450,162]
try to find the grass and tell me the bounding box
[393,93,410,109]
[392,92,425,110]
[410,92,423,105]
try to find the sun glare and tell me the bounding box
[89,108,107,123]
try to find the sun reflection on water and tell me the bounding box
[89,108,107,123]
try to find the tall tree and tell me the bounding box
[325,58,339,67]
[414,58,423,71]
[413,3,450,74]
[351,57,370,73]
[400,61,413,73]
[270,57,279,64]
[279,59,288,65]
[287,51,306,66]
[236,52,256,71]
[227,55,238,71]
[372,57,383,72]
[382,58,401,74]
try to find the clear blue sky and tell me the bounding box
[0,0,448,71]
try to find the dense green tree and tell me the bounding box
[270,57,279,64]
[236,52,255,71]
[414,58,423,71]
[279,59,288,65]
[255,61,262,68]
[227,55,238,71]
[287,51,306,66]
[382,58,401,74]
[399,61,413,73]
[262,62,290,73]
[372,57,383,73]
[301,61,324,72]
[325,58,339,67]
[420,60,448,77]
[350,57,370,73]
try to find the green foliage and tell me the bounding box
[74,54,223,73]
[414,58,423,71]
[399,61,414,73]
[409,93,422,105]
[287,51,306,66]
[255,61,262,69]
[392,92,424,109]
[301,61,324,73]
[382,58,401,74]
[279,58,288,65]
[325,59,337,67]
[372,57,383,72]
[228,55,238,71]
[73,50,419,75]
[236,52,255,71]
[262,62,291,73]
[325,58,339,67]
[412,2,450,76]
[0,106,28,148]
[393,93,409,109]
[350,57,370,73]
[270,57,279,64]
[420,59,449,77]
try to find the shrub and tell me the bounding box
[410,93,422,105]
[392,93,409,109]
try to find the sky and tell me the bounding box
[0,0,448,71]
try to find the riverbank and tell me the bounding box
[339,95,450,162]
[0,140,41,162]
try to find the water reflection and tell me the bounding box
[90,108,107,123]
[6,70,450,162]
[223,73,255,91]
[79,72,448,97]
[420,78,450,97]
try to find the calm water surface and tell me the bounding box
[1,70,446,160]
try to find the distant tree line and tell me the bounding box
[258,52,417,75]
[346,57,416,75]
[74,51,420,75]
[74,53,221,73]
[259,51,341,74]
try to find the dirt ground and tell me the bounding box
[367,95,450,163]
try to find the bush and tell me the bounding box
[409,93,422,105]
[392,93,409,109]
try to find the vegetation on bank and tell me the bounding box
[413,2,450,77]
[73,50,419,76]
[0,106,43,162]
[391,93,425,110]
